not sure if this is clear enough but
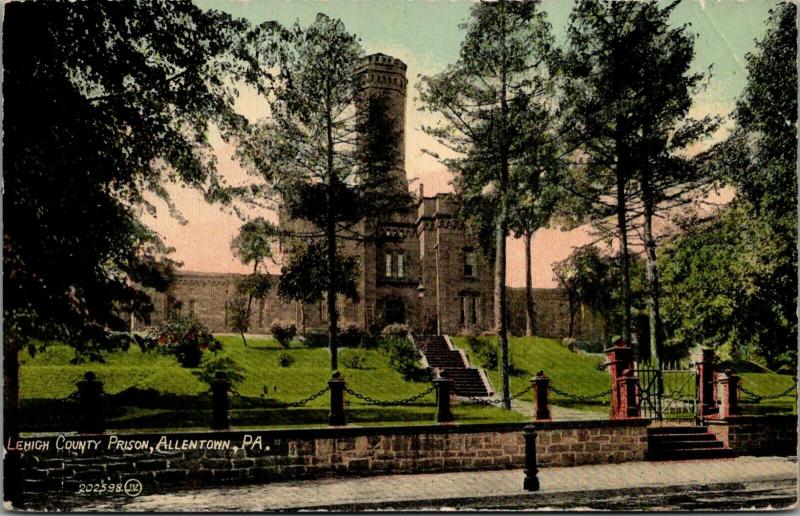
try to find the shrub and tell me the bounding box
[193,356,246,386]
[148,314,220,368]
[301,329,328,348]
[469,336,499,370]
[271,320,297,348]
[340,324,373,348]
[342,349,368,370]
[278,351,295,367]
[379,333,421,380]
[380,323,410,340]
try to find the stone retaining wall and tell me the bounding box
[16,419,650,496]
[706,415,797,456]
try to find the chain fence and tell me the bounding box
[465,383,533,405]
[550,385,612,403]
[283,385,331,408]
[738,382,797,403]
[344,384,437,407]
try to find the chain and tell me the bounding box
[738,382,797,402]
[284,385,331,408]
[550,385,612,403]
[466,384,533,405]
[344,384,437,407]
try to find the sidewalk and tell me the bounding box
[72,456,797,512]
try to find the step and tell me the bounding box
[649,440,725,450]
[645,447,736,461]
[648,432,717,442]
[648,426,708,434]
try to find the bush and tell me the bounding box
[301,329,329,348]
[380,323,410,340]
[340,324,375,348]
[342,349,368,370]
[379,333,422,380]
[469,336,499,370]
[271,320,297,348]
[278,351,295,367]
[193,356,246,386]
[148,314,220,368]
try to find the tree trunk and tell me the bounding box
[241,260,259,347]
[299,303,306,335]
[615,139,633,343]
[4,333,23,507]
[524,230,536,337]
[326,98,338,372]
[495,197,511,409]
[642,187,662,368]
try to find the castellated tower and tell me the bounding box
[355,53,408,192]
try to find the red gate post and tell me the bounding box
[605,338,635,419]
[717,369,740,419]
[617,370,640,418]
[696,348,719,419]
[532,371,551,421]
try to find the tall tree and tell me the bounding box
[3,0,257,506]
[419,0,557,408]
[230,218,276,346]
[237,14,412,370]
[561,0,715,353]
[660,3,797,370]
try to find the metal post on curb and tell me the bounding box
[329,371,346,426]
[77,371,105,434]
[211,371,232,430]
[435,376,454,423]
[523,424,539,491]
[532,371,551,421]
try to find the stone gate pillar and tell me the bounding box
[605,338,635,419]
[696,348,719,419]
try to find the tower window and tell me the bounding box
[384,251,406,279]
[464,251,477,279]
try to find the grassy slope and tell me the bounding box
[452,336,796,416]
[19,336,525,432]
[453,336,611,413]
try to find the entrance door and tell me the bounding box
[385,299,406,324]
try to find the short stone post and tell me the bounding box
[717,369,740,419]
[532,371,551,421]
[76,371,105,434]
[329,371,346,426]
[435,376,454,423]
[696,348,718,418]
[617,371,640,418]
[605,338,635,419]
[211,371,232,430]
[522,424,539,491]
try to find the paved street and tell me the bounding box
[57,456,796,511]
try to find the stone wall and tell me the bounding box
[507,287,605,340]
[17,419,649,497]
[706,415,797,456]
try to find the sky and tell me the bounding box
[144,0,778,288]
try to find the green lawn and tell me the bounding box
[19,336,525,433]
[18,335,794,433]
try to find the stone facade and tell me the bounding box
[17,419,650,497]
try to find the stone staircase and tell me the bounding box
[646,426,736,461]
[415,335,492,398]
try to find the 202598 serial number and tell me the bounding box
[77,478,143,497]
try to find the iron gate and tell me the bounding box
[634,362,699,422]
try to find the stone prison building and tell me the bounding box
[139,53,599,340]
